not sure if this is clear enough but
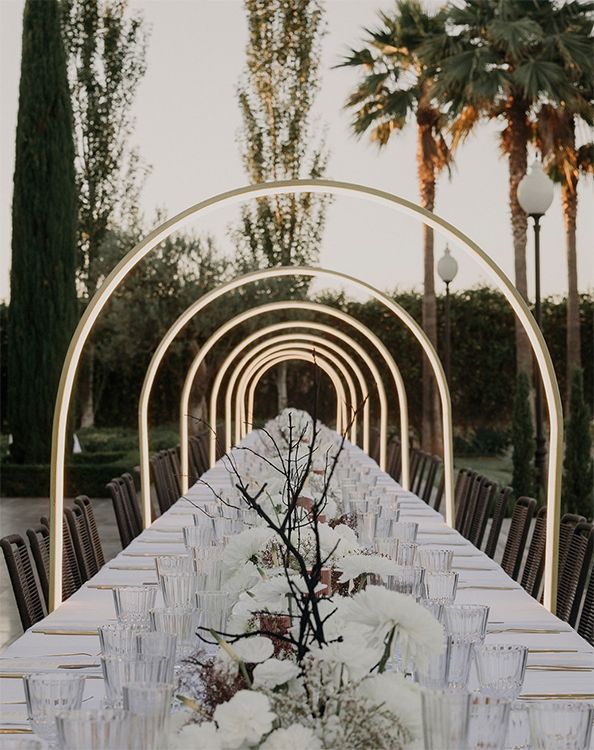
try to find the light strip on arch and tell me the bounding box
[49,179,562,614]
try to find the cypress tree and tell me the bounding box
[562,368,593,518]
[8,0,77,464]
[511,372,535,499]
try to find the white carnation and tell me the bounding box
[174,721,223,750]
[308,636,378,681]
[252,658,300,688]
[213,690,275,749]
[260,724,322,750]
[357,672,422,742]
[336,553,401,582]
[223,527,275,574]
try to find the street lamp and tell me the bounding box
[437,245,458,384]
[518,158,554,492]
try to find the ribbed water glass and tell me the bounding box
[467,695,512,750]
[100,654,169,708]
[395,541,418,566]
[23,673,85,744]
[150,606,200,659]
[420,598,444,622]
[158,572,198,607]
[507,701,531,750]
[374,537,399,560]
[189,544,224,564]
[112,585,157,627]
[56,709,140,750]
[385,565,425,599]
[376,506,400,536]
[183,524,215,548]
[474,644,528,699]
[446,636,474,691]
[416,547,454,572]
[154,554,193,577]
[195,591,231,648]
[136,631,177,682]
[213,516,242,541]
[443,604,489,643]
[356,511,378,546]
[423,571,459,605]
[193,557,223,590]
[415,638,449,689]
[122,682,174,750]
[98,623,147,655]
[528,702,593,750]
[421,689,470,750]
[0,739,44,749]
[390,521,418,542]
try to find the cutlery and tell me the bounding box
[31,629,98,636]
[528,648,582,654]
[519,694,594,701]
[526,665,593,672]
[458,585,518,591]
[0,672,103,679]
[0,728,33,734]
[489,628,566,634]
[107,564,155,570]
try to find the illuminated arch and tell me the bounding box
[49,179,562,614]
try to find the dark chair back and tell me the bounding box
[459,473,484,539]
[107,479,135,548]
[74,496,105,568]
[520,506,546,598]
[484,486,514,559]
[454,469,477,532]
[421,456,442,506]
[557,522,594,625]
[64,505,96,581]
[577,560,594,645]
[387,437,401,482]
[412,451,429,496]
[27,521,82,605]
[501,496,536,580]
[558,513,586,580]
[150,453,175,515]
[121,473,143,534]
[467,478,497,548]
[0,534,46,629]
[167,448,182,497]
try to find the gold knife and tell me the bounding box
[31,629,98,636]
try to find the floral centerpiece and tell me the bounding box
[172,408,444,749]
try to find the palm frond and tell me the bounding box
[513,59,572,103]
[487,18,544,62]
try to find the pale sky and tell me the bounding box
[1,0,593,304]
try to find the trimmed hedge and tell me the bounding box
[1,461,130,497]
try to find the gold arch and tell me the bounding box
[49,179,562,614]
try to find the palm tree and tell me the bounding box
[421,0,593,377]
[340,0,451,454]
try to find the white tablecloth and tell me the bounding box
[1,442,592,746]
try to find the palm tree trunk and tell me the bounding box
[417,124,441,455]
[562,181,581,400]
[506,99,532,376]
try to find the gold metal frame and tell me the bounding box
[180,301,410,487]
[49,179,562,614]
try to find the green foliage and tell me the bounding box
[511,371,535,500]
[233,0,329,300]
[562,369,594,519]
[8,0,78,464]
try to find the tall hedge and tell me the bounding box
[563,368,593,519]
[512,371,535,500]
[8,0,77,463]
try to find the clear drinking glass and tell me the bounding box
[416,547,454,572]
[374,537,399,560]
[150,606,200,659]
[158,572,198,607]
[415,637,449,689]
[0,739,44,749]
[154,554,193,577]
[385,565,425,600]
[474,644,528,699]
[23,673,85,745]
[136,631,177,682]
[195,591,231,650]
[356,511,378,546]
[122,682,174,750]
[467,695,512,750]
[213,516,242,541]
[56,709,140,750]
[375,506,400,536]
[442,604,489,643]
[421,688,470,750]
[395,541,418,566]
[193,558,223,590]
[98,623,147,655]
[420,599,444,622]
[182,524,214,548]
[446,636,474,691]
[390,521,418,542]
[100,654,169,708]
[423,571,459,605]
[112,585,157,627]
[528,702,594,750]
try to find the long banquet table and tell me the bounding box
[1,437,593,747]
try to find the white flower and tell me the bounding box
[308,637,378,681]
[232,636,275,663]
[224,561,261,593]
[223,527,275,574]
[260,724,322,750]
[252,658,300,688]
[214,690,275,749]
[336,553,401,582]
[339,586,444,670]
[175,721,223,750]
[357,672,422,743]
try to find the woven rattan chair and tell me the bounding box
[484,486,514,559]
[150,453,175,514]
[167,448,182,497]
[412,451,430,496]
[420,456,442,506]
[107,479,135,547]
[558,513,586,581]
[368,427,380,464]
[432,469,445,512]
[27,521,82,605]
[501,496,536,580]
[466,478,498,548]
[454,469,477,532]
[557,522,594,625]
[121,473,143,532]
[74,496,105,569]
[64,505,96,581]
[387,437,401,482]
[577,563,594,645]
[459,473,485,539]
[0,534,46,629]
[408,449,422,489]
[520,506,546,598]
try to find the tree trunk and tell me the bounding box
[276,361,288,414]
[79,345,95,428]
[506,99,532,376]
[562,181,581,401]
[417,124,441,455]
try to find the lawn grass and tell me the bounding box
[455,452,513,487]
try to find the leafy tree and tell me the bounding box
[233,0,329,412]
[340,0,451,454]
[562,368,593,519]
[511,371,535,500]
[8,0,78,464]
[61,0,149,427]
[422,0,593,376]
